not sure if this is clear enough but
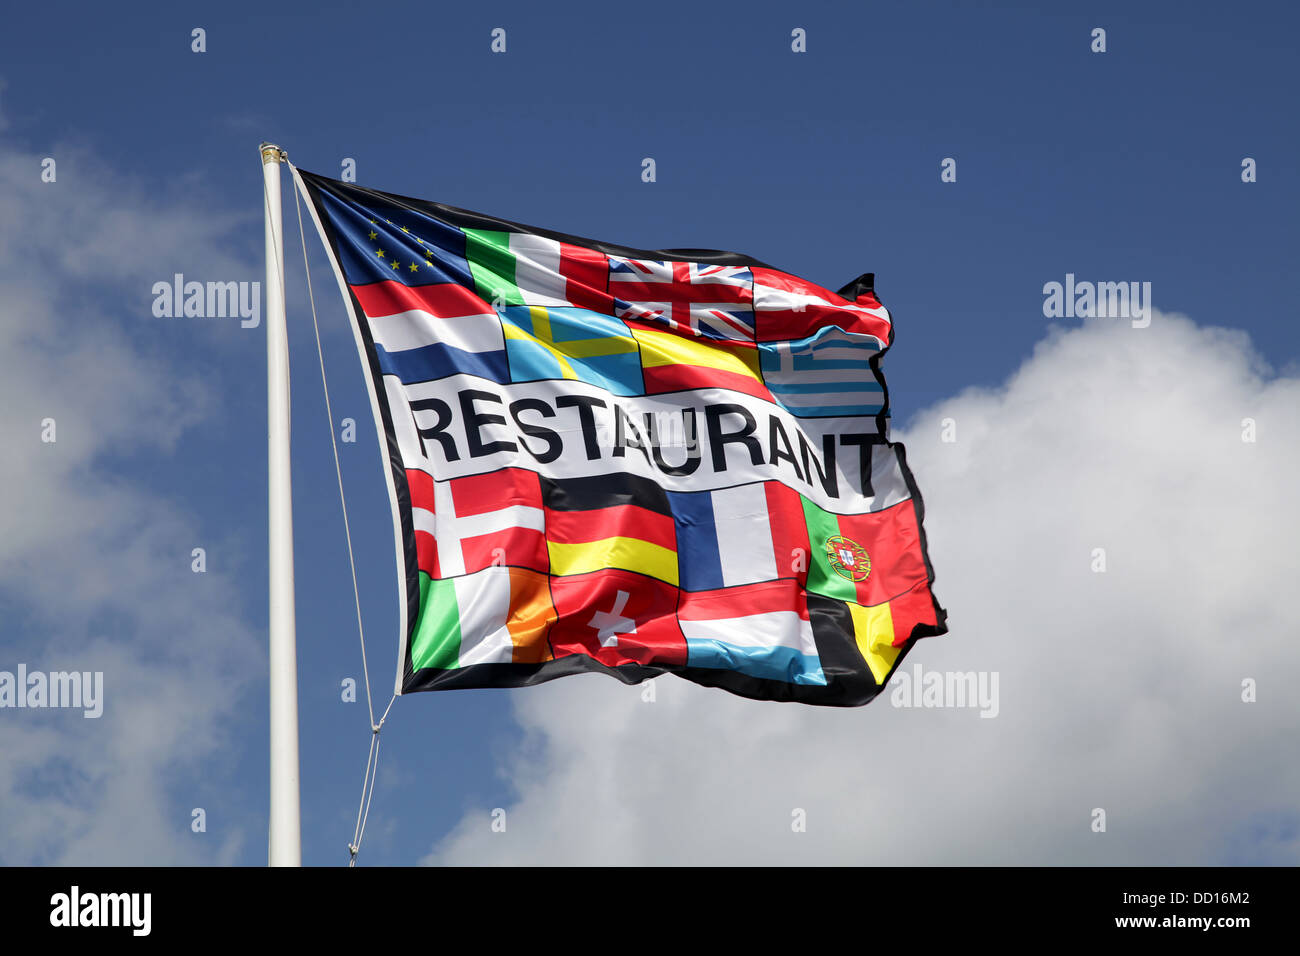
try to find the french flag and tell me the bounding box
[667,481,808,591]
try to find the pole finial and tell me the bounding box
[260,142,286,165]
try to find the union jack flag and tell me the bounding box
[609,256,755,343]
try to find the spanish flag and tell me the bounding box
[630,322,768,402]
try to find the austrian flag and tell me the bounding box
[296,166,947,706]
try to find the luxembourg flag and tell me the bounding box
[678,580,825,685]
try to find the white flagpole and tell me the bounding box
[261,142,302,867]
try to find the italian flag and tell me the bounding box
[463,229,611,313]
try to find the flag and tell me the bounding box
[678,580,824,685]
[633,324,769,402]
[413,567,556,670]
[542,473,679,586]
[668,481,809,591]
[296,167,947,706]
[499,305,643,395]
[610,256,755,342]
[407,467,547,578]
[356,281,509,385]
[758,326,887,419]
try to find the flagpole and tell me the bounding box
[261,142,302,867]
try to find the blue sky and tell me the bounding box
[0,0,1296,865]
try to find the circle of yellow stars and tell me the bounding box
[370,218,436,275]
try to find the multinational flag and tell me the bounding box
[296,168,947,706]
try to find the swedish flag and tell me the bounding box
[499,305,644,396]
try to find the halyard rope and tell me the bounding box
[288,157,397,865]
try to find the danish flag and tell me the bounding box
[406,468,548,578]
[609,256,755,343]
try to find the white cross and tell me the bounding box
[588,590,637,647]
[416,480,544,577]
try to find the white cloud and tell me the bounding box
[424,311,1300,865]
[0,141,261,864]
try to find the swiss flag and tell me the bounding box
[549,568,687,668]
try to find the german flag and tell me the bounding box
[541,473,678,586]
